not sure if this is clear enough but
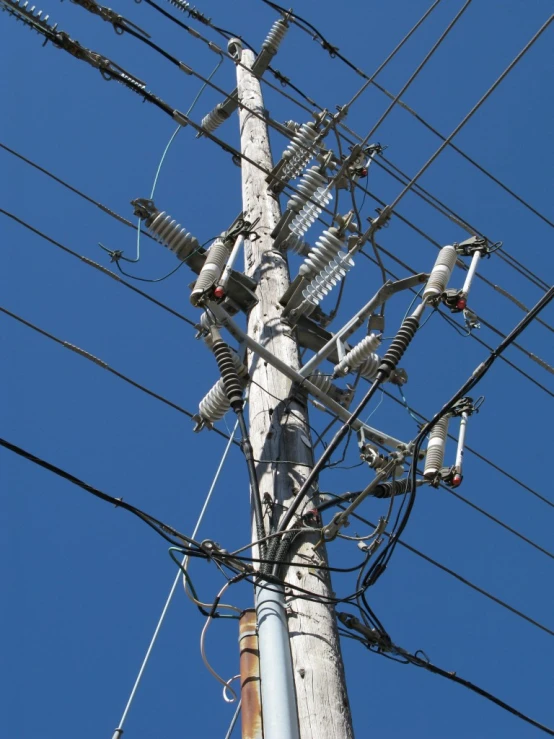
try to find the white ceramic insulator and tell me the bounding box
[334,334,381,377]
[146,210,200,261]
[422,246,457,302]
[263,17,289,54]
[281,122,319,181]
[190,238,229,305]
[286,167,328,213]
[308,371,333,395]
[299,227,345,279]
[200,105,228,134]
[290,187,332,239]
[424,416,450,478]
[302,253,354,308]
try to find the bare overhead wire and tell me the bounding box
[324,499,554,638]
[0,306,234,443]
[112,419,239,737]
[380,15,554,218]
[254,0,554,232]
[0,208,198,328]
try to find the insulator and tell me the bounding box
[198,352,248,425]
[302,252,354,309]
[290,186,332,239]
[168,0,210,24]
[334,334,381,377]
[263,17,289,54]
[378,315,420,379]
[142,207,200,262]
[281,122,319,181]
[190,238,229,306]
[373,478,412,499]
[424,416,450,479]
[307,371,333,395]
[286,166,328,214]
[117,73,147,96]
[284,233,309,255]
[422,245,457,302]
[200,104,228,134]
[299,227,345,279]
[168,0,190,10]
[212,340,244,411]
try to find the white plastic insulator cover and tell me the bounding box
[334,333,381,377]
[302,252,354,308]
[422,246,457,302]
[424,416,450,477]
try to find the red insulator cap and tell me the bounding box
[213,286,225,299]
[451,473,463,487]
[360,168,368,177]
[456,297,467,310]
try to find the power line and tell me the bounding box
[134,0,553,310]
[381,386,554,511]
[374,153,551,293]
[3,59,549,353]
[255,0,554,232]
[0,207,198,328]
[381,16,554,217]
[358,247,554,399]
[134,0,554,310]
[356,0,473,150]
[0,142,155,238]
[0,305,233,443]
[353,167,554,338]
[3,206,550,548]
[0,436,204,550]
[338,614,554,737]
[327,501,554,639]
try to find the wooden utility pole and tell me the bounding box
[236,46,354,739]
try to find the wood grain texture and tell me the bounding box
[237,49,353,739]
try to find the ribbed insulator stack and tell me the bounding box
[286,167,332,240]
[301,252,354,310]
[262,17,289,53]
[307,371,333,395]
[378,315,420,380]
[197,352,248,425]
[212,340,244,411]
[424,416,450,479]
[422,246,458,303]
[299,227,345,279]
[138,204,200,262]
[284,233,309,255]
[373,478,412,499]
[190,238,229,306]
[334,334,381,377]
[280,122,319,181]
[200,105,229,134]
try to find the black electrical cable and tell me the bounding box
[0,436,205,551]
[322,493,554,638]
[353,178,554,340]
[381,384,554,510]
[236,408,267,556]
[0,306,235,444]
[274,377,386,537]
[357,246,554,398]
[370,641,554,737]
[364,284,554,585]
[255,0,554,237]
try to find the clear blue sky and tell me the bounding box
[1,1,553,737]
